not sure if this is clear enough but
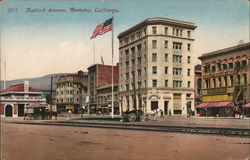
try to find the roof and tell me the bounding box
[198,42,250,60]
[26,103,47,108]
[56,70,88,82]
[0,84,40,93]
[118,17,197,39]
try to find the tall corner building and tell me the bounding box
[118,17,197,115]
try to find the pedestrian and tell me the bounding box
[169,110,171,116]
[67,110,72,120]
[153,109,157,120]
[160,109,164,118]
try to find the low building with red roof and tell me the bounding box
[0,81,46,117]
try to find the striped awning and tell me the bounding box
[196,101,234,108]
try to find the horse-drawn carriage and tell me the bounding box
[24,103,57,120]
[122,110,157,122]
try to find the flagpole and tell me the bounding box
[93,43,95,64]
[111,15,114,118]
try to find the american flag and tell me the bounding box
[90,18,113,39]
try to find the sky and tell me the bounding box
[0,0,249,80]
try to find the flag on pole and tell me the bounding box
[101,55,104,65]
[90,18,113,39]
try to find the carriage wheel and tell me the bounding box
[129,113,136,122]
[37,115,42,120]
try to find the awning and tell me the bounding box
[210,63,216,67]
[221,60,228,64]
[234,58,241,63]
[244,103,250,108]
[227,59,234,63]
[241,56,247,61]
[196,101,234,108]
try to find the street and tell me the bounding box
[1,116,250,160]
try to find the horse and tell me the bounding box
[145,110,157,120]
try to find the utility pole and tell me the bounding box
[50,76,53,112]
[133,71,137,110]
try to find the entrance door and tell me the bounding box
[164,101,169,115]
[18,104,25,116]
[5,105,13,117]
[151,101,158,110]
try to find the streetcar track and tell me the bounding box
[4,121,250,138]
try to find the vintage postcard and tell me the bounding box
[0,0,249,160]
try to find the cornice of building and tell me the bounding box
[118,17,197,39]
[198,42,250,60]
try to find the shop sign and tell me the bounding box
[203,94,233,102]
[203,70,237,78]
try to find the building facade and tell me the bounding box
[0,81,46,117]
[118,17,197,115]
[87,64,119,113]
[198,42,250,117]
[56,71,88,113]
[194,64,202,106]
[96,83,119,114]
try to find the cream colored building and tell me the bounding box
[118,17,197,115]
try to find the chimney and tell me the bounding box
[24,81,29,92]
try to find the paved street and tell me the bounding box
[1,116,250,160]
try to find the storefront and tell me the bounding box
[196,101,234,117]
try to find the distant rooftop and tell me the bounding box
[0,83,40,94]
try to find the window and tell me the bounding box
[126,84,129,91]
[224,76,227,87]
[152,40,157,48]
[173,42,182,50]
[173,80,182,88]
[187,56,191,64]
[173,68,182,75]
[131,47,135,55]
[144,67,147,75]
[229,58,233,69]
[187,69,191,76]
[186,93,192,97]
[144,54,147,62]
[237,75,241,85]
[230,76,234,86]
[137,44,142,53]
[165,27,168,35]
[137,57,141,65]
[165,53,168,62]
[131,59,135,66]
[188,81,191,88]
[152,66,157,74]
[187,44,191,51]
[173,28,175,35]
[126,73,129,80]
[176,29,179,36]
[152,53,157,62]
[152,27,157,34]
[187,31,191,38]
[138,82,142,89]
[165,40,168,48]
[137,69,142,77]
[180,30,183,37]
[165,67,168,74]
[125,61,129,68]
[144,42,147,50]
[165,80,168,87]
[206,79,210,88]
[173,55,182,63]
[243,74,247,84]
[152,80,157,87]
[218,77,221,87]
[125,49,129,57]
